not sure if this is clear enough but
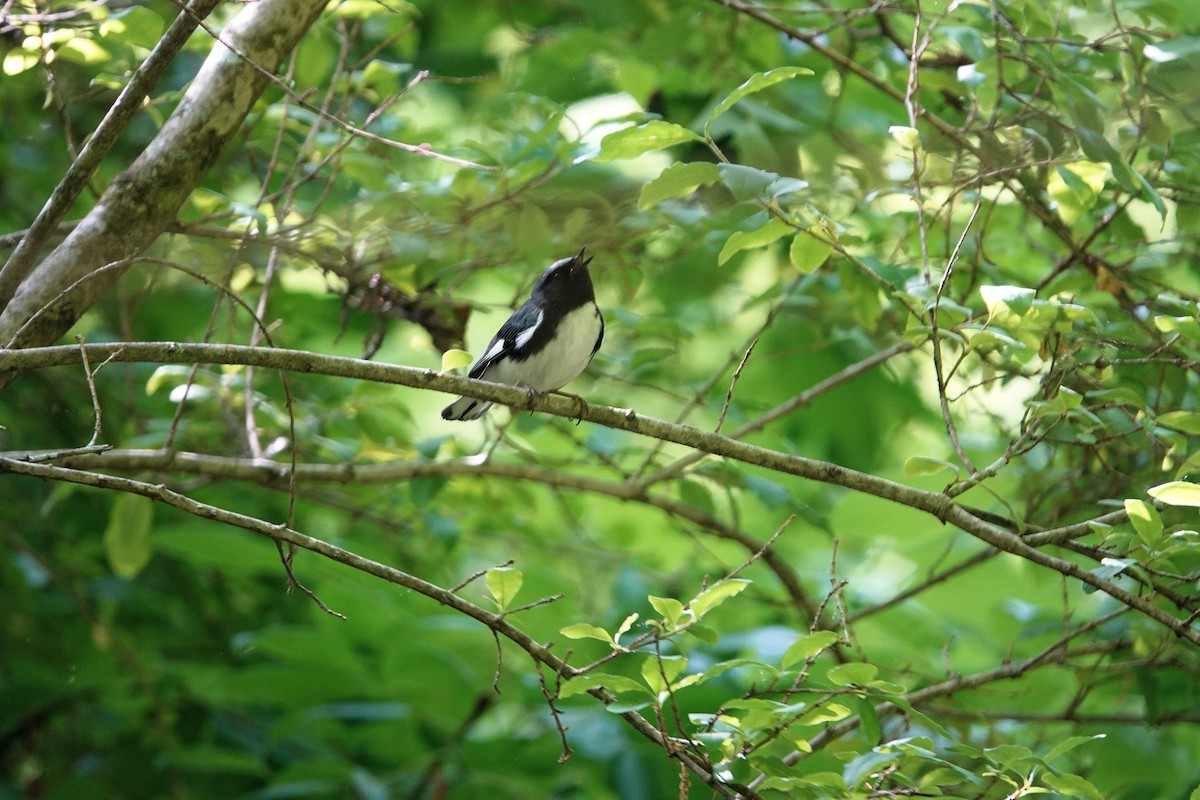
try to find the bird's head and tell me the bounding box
[531,247,596,308]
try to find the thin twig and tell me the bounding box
[715,337,759,434]
[75,336,106,447]
[535,659,574,763]
[452,559,515,593]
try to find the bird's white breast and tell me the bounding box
[488,303,602,392]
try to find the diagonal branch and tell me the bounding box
[1,341,1195,643]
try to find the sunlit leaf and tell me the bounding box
[648,595,687,628]
[641,654,687,694]
[1153,315,1200,341]
[1149,481,1200,507]
[441,348,473,371]
[789,231,833,273]
[559,623,614,644]
[980,284,1035,320]
[594,120,702,162]
[486,566,522,610]
[690,579,751,619]
[557,672,647,699]
[889,125,921,150]
[781,630,839,668]
[1123,499,1163,547]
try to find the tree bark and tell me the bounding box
[0,0,328,352]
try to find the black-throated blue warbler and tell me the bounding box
[441,248,604,420]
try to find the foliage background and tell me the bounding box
[1,0,1199,798]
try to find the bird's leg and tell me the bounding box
[519,383,540,414]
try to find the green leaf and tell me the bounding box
[639,162,720,209]
[1148,481,1200,507]
[706,66,812,131]
[826,662,878,687]
[104,493,154,579]
[688,624,719,644]
[99,6,166,49]
[559,623,614,644]
[903,456,960,478]
[3,47,40,77]
[888,125,921,150]
[1154,315,1200,341]
[614,612,639,644]
[1083,557,1136,592]
[1075,126,1139,193]
[145,365,192,395]
[866,679,906,695]
[1049,161,1107,224]
[648,595,687,628]
[594,120,702,162]
[718,163,780,201]
[1043,734,1106,763]
[441,348,473,371]
[690,579,751,619]
[984,743,1038,769]
[781,630,839,668]
[718,219,792,266]
[486,567,522,611]
[797,702,851,725]
[980,284,1035,319]
[1156,410,1200,435]
[1136,171,1168,224]
[789,231,833,273]
[1123,499,1163,547]
[843,749,897,787]
[557,672,647,699]
[641,654,688,694]
[1043,773,1105,800]
[854,695,881,744]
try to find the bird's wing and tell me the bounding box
[591,310,605,359]
[468,302,544,379]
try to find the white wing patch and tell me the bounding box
[481,337,508,364]
[513,309,543,350]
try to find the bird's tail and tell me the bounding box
[441,396,493,421]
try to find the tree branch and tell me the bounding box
[1,341,1195,643]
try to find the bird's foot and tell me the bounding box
[519,384,541,414]
[551,390,589,424]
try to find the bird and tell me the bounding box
[441,248,604,421]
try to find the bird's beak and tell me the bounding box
[576,246,593,269]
